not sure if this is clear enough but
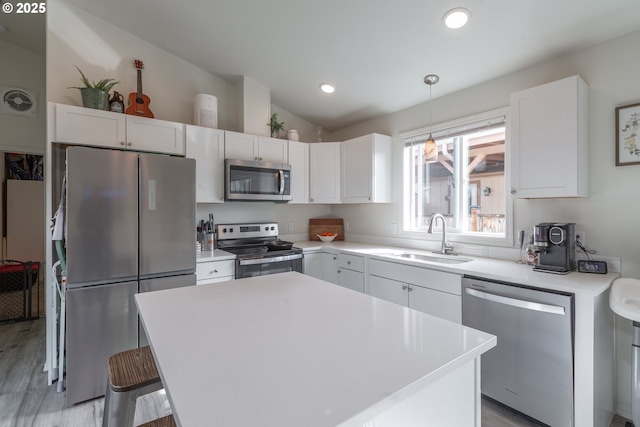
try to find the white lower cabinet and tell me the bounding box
[196,259,235,285]
[368,258,462,323]
[303,252,326,280]
[303,251,364,293]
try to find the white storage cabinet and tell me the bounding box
[196,259,235,285]
[53,103,185,155]
[368,258,462,323]
[224,131,288,163]
[185,125,225,203]
[303,251,364,293]
[510,75,589,198]
[309,142,341,204]
[341,133,392,203]
[288,140,310,204]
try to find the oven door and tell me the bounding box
[236,253,303,278]
[225,159,291,201]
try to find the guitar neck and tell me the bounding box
[136,69,143,101]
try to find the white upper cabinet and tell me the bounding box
[224,131,288,163]
[53,103,185,155]
[309,142,341,204]
[288,140,309,204]
[341,133,392,203]
[510,75,589,198]
[125,115,185,155]
[185,125,225,203]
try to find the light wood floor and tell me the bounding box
[0,318,632,426]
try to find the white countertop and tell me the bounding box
[294,240,619,296]
[136,272,496,427]
[196,249,235,262]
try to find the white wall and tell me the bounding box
[47,0,238,130]
[196,203,331,240]
[330,29,640,417]
[47,0,332,238]
[0,39,46,154]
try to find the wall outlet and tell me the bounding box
[575,230,585,247]
[391,223,398,235]
[288,222,294,232]
[345,221,349,231]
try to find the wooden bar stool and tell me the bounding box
[138,415,176,427]
[102,346,164,427]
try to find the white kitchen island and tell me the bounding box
[135,271,496,427]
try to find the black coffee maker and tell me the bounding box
[532,222,576,273]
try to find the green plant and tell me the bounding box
[268,113,285,136]
[68,65,119,92]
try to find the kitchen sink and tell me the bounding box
[389,252,473,264]
[397,253,472,264]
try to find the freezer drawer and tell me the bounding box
[65,281,138,404]
[462,276,574,427]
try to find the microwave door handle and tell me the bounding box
[278,170,285,195]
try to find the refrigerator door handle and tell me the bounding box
[464,287,566,315]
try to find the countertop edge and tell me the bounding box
[294,240,618,296]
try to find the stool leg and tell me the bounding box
[102,387,137,427]
[632,322,640,427]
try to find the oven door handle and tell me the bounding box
[239,253,303,266]
[464,287,566,315]
[278,170,285,195]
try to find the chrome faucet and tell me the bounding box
[427,213,454,255]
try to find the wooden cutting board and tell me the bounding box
[309,218,344,241]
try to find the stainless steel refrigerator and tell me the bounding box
[63,146,196,405]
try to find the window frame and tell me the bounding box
[398,107,514,247]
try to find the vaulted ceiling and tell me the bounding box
[3,0,640,132]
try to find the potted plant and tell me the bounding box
[268,113,285,138]
[68,65,119,110]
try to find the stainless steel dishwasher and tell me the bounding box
[462,276,574,427]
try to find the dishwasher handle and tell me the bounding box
[464,287,566,315]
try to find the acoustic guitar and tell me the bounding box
[126,59,154,118]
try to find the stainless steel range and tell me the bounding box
[215,222,303,279]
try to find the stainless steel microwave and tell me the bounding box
[225,159,292,202]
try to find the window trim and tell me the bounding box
[398,107,514,247]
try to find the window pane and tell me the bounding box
[404,117,505,236]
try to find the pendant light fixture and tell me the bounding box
[423,74,439,163]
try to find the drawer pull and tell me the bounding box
[210,269,218,274]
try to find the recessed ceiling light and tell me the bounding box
[320,83,335,94]
[443,8,470,29]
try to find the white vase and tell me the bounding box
[286,129,299,141]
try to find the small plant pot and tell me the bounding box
[271,129,281,138]
[80,88,109,110]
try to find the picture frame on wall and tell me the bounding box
[616,102,640,166]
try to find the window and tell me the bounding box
[402,109,508,238]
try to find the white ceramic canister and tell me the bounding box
[286,129,299,141]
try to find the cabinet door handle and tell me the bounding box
[120,141,125,146]
[210,269,218,274]
[408,286,413,292]
[402,285,407,290]
[337,269,341,274]
[347,261,351,265]
[511,189,516,194]
[127,142,132,146]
